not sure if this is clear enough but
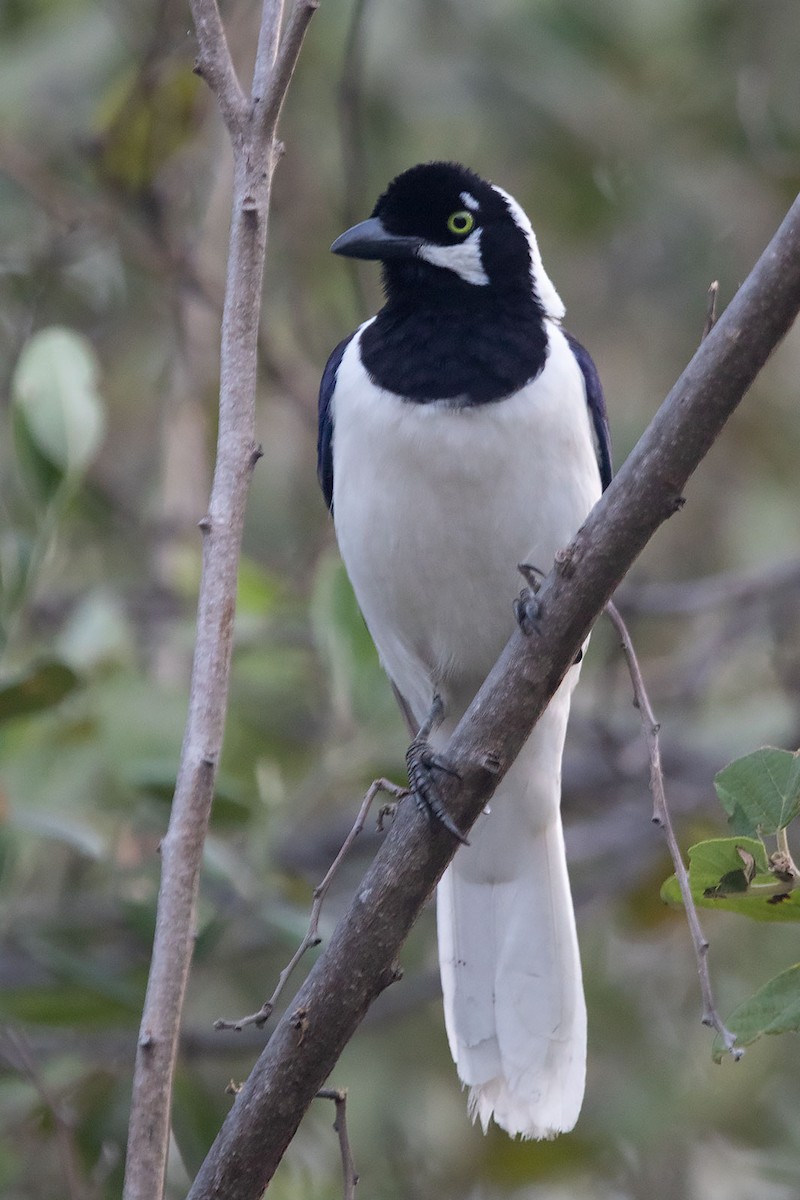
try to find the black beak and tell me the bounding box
[331,216,421,261]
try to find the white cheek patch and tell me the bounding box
[417,229,490,287]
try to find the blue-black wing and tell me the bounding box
[317,333,355,512]
[563,330,612,490]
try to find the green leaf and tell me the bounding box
[12,327,106,479]
[715,747,800,836]
[0,660,80,723]
[660,837,800,921]
[689,837,770,893]
[712,964,800,1062]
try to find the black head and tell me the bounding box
[331,161,564,318]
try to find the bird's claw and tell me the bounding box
[514,562,583,662]
[515,562,545,636]
[406,695,468,844]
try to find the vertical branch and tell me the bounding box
[317,1089,359,1200]
[122,2,320,1198]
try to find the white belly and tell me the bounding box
[331,321,602,726]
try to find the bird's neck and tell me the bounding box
[360,285,549,406]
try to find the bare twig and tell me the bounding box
[1,1029,90,1200]
[605,602,742,1058]
[122,1,320,1197]
[260,0,321,134]
[190,0,248,133]
[703,280,720,340]
[214,778,406,1031]
[775,826,800,879]
[252,0,286,102]
[317,1089,359,1200]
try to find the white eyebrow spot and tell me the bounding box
[459,191,480,211]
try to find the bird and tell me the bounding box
[317,162,611,1140]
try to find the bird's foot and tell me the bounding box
[406,695,468,845]
[514,562,545,636]
[515,562,584,664]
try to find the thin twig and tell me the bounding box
[317,1089,359,1200]
[775,826,798,873]
[252,0,286,102]
[189,0,248,134]
[605,601,742,1059]
[703,280,720,341]
[1,1029,90,1200]
[260,0,321,134]
[215,778,405,1031]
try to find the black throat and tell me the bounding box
[359,262,549,405]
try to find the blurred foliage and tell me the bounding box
[1,0,800,1198]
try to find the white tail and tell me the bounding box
[435,684,586,1139]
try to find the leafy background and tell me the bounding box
[2,0,800,1196]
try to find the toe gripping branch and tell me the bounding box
[515,561,583,662]
[406,695,468,845]
[514,562,544,636]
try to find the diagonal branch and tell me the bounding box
[259,0,320,134]
[186,198,800,1200]
[252,0,286,102]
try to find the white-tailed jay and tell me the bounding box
[317,162,611,1139]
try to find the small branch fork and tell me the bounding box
[605,601,742,1059]
[317,1089,359,1200]
[123,3,322,1199]
[190,0,247,134]
[215,778,405,1032]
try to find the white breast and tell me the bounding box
[331,321,602,726]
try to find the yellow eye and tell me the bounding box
[446,210,475,236]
